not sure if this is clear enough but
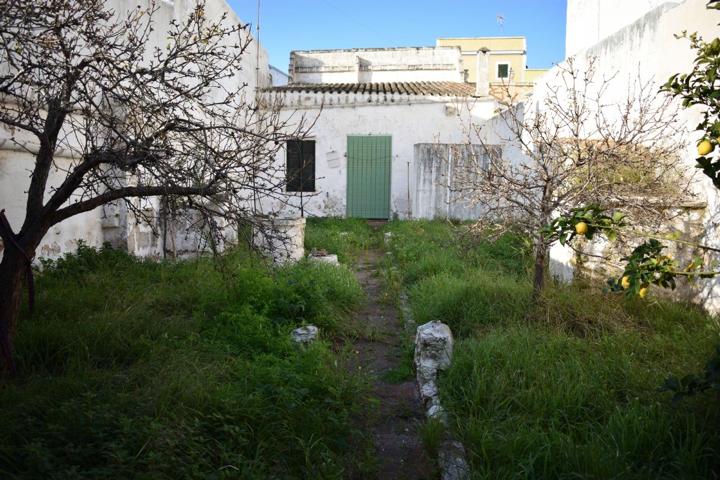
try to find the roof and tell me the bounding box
[265,81,477,97]
[437,36,526,40]
[291,46,458,54]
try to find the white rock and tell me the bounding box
[419,380,439,400]
[291,325,319,345]
[427,403,446,421]
[415,321,453,379]
[414,321,468,480]
[439,440,470,480]
[308,253,339,265]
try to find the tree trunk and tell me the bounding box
[0,248,27,376]
[532,235,547,301]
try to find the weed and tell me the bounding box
[388,220,720,478]
[304,217,378,265]
[0,242,371,478]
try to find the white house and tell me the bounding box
[263,47,498,220]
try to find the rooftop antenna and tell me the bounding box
[496,14,505,33]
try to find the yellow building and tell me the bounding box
[436,36,548,100]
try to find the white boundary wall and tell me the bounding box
[547,0,720,312]
[0,0,269,260]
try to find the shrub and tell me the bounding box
[270,261,365,332]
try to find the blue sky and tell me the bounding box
[228,0,568,73]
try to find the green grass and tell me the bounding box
[304,217,378,265]
[384,220,720,479]
[7,219,718,478]
[0,242,372,479]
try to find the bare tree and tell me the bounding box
[449,57,692,299]
[0,0,311,373]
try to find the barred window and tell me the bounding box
[286,140,315,192]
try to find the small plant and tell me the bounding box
[419,418,446,460]
[661,345,720,403]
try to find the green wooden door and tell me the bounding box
[346,135,392,219]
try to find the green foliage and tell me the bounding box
[270,261,365,332]
[383,220,531,283]
[409,272,530,337]
[419,418,446,464]
[390,221,720,477]
[1,242,370,478]
[609,239,678,296]
[543,204,625,245]
[662,7,720,186]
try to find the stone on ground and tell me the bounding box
[308,252,340,265]
[291,325,319,345]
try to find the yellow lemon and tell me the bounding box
[639,287,649,299]
[698,139,714,156]
[575,221,588,235]
[621,276,631,289]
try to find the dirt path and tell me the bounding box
[351,249,433,480]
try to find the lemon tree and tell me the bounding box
[542,204,625,245]
[663,0,720,186]
[550,1,720,300]
[548,1,720,399]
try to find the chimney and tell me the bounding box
[289,52,296,83]
[475,48,490,97]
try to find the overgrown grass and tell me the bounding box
[0,243,372,479]
[385,220,720,478]
[304,217,378,265]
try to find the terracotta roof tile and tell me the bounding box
[265,81,477,97]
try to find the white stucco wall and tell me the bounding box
[290,47,464,84]
[547,0,720,311]
[0,0,269,260]
[565,0,683,56]
[270,66,290,86]
[263,92,496,219]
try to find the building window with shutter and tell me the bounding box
[496,62,510,80]
[286,140,315,192]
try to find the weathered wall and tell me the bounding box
[263,93,496,219]
[270,65,289,86]
[0,0,269,261]
[414,144,489,220]
[438,38,526,82]
[290,47,464,84]
[436,37,548,84]
[545,0,720,312]
[565,0,683,56]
